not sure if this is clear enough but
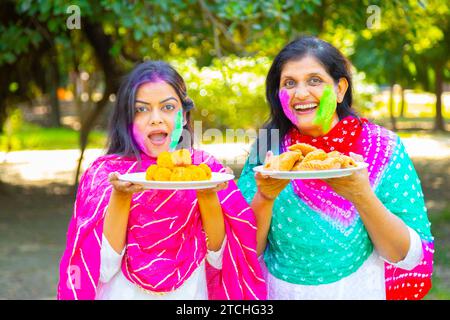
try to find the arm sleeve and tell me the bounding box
[379,226,423,270]
[205,235,227,270]
[99,234,125,283]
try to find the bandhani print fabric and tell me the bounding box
[57,149,266,300]
[238,116,434,300]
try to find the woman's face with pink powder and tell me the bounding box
[278,55,348,136]
[132,81,183,157]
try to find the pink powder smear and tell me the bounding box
[278,89,298,125]
[132,123,150,156]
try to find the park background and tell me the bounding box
[0,0,449,299]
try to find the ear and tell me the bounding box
[336,77,349,103]
[183,110,187,126]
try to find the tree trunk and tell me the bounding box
[73,20,123,189]
[399,86,406,118]
[48,49,61,127]
[433,63,445,132]
[389,83,397,131]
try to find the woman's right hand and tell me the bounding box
[255,151,291,201]
[108,172,144,195]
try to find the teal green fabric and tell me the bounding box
[237,137,432,285]
[374,137,433,242]
[238,152,372,285]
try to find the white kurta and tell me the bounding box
[264,227,423,299]
[96,235,226,300]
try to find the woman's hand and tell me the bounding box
[255,151,291,201]
[108,172,144,195]
[323,153,373,204]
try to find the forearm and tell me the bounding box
[251,191,274,256]
[197,192,225,251]
[353,190,410,263]
[103,190,132,254]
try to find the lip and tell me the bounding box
[147,129,168,146]
[292,101,318,115]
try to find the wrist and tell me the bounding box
[351,188,376,207]
[256,189,276,202]
[111,189,133,202]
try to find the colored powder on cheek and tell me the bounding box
[313,85,337,134]
[278,89,298,125]
[169,109,184,151]
[132,123,151,156]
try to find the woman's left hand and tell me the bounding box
[324,153,373,203]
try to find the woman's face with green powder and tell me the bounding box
[278,55,349,137]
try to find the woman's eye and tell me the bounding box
[135,106,149,113]
[308,77,323,86]
[284,80,296,88]
[162,104,175,111]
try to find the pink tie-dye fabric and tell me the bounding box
[57,149,266,300]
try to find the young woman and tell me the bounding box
[238,36,434,300]
[57,60,266,300]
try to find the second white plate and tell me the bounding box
[253,161,368,179]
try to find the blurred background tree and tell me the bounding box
[0,0,449,183]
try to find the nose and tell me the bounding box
[148,110,164,125]
[294,83,309,99]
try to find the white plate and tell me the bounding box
[118,172,235,190]
[253,161,368,179]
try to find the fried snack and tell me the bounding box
[264,151,302,171]
[171,149,192,166]
[157,151,175,169]
[302,149,327,163]
[198,163,212,179]
[336,155,357,168]
[287,143,317,155]
[326,151,341,158]
[295,157,341,171]
[153,167,172,181]
[145,164,159,181]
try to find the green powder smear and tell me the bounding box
[169,109,184,151]
[313,85,337,134]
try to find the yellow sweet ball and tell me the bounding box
[153,167,172,181]
[145,164,158,181]
[198,163,212,179]
[157,151,175,169]
[171,149,192,166]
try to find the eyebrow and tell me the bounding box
[135,97,178,105]
[281,72,325,79]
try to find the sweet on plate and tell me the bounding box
[145,149,212,181]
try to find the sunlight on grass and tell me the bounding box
[0,122,107,151]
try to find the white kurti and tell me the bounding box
[96,235,226,300]
[264,227,423,299]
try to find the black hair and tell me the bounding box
[106,60,194,160]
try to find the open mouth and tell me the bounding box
[148,131,168,145]
[293,103,318,114]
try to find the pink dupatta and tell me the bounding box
[57,149,266,299]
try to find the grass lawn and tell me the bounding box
[0,122,107,151]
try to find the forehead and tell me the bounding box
[135,81,179,101]
[280,56,330,78]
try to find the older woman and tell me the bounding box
[237,36,434,300]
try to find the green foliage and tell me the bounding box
[0,0,449,134]
[172,55,270,130]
